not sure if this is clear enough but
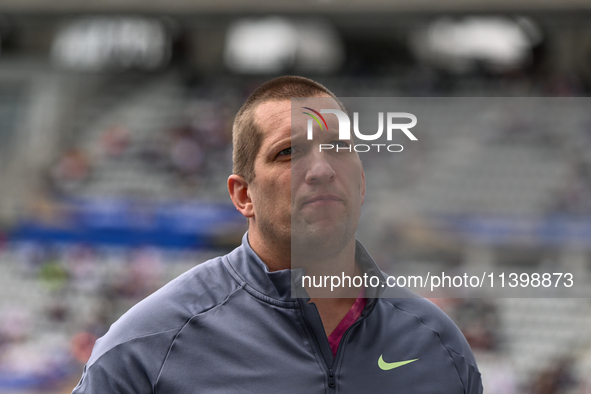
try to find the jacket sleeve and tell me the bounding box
[389,295,484,394]
[447,348,483,394]
[418,298,483,394]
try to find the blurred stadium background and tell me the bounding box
[0,1,591,393]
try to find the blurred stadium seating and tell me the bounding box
[0,7,590,393]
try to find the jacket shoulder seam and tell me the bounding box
[222,254,297,308]
[84,285,242,393]
[83,326,182,391]
[154,285,244,392]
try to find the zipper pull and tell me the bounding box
[328,369,336,389]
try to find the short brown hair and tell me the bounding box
[232,76,340,182]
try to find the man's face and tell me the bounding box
[248,97,365,260]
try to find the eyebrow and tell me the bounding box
[290,133,308,145]
[262,131,292,158]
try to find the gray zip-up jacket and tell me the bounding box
[73,234,483,393]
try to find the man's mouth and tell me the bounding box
[302,194,343,206]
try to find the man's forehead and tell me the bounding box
[253,100,291,131]
[254,96,341,130]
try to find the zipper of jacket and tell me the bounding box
[328,369,336,391]
[297,297,378,393]
[297,297,334,392]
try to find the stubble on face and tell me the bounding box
[290,182,363,266]
[247,101,294,261]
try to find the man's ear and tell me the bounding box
[228,174,255,218]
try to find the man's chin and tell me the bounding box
[291,223,354,260]
[292,222,339,242]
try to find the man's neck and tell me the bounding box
[247,230,291,271]
[248,231,363,336]
[296,237,359,298]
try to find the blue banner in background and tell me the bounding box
[446,214,591,248]
[13,198,591,250]
[10,198,245,249]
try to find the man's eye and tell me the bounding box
[277,147,292,157]
[334,141,350,148]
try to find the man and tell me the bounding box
[73,76,483,393]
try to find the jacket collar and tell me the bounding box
[224,232,386,303]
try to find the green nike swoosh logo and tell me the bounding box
[378,355,419,371]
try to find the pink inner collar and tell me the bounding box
[327,290,367,357]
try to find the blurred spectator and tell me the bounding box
[16,242,48,276]
[39,257,69,292]
[70,331,98,365]
[137,136,169,169]
[112,247,163,300]
[100,125,131,158]
[529,359,577,394]
[550,160,591,215]
[65,245,102,294]
[46,298,69,323]
[189,103,230,150]
[50,148,91,194]
[0,308,31,347]
[169,126,205,184]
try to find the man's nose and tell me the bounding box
[304,152,336,184]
